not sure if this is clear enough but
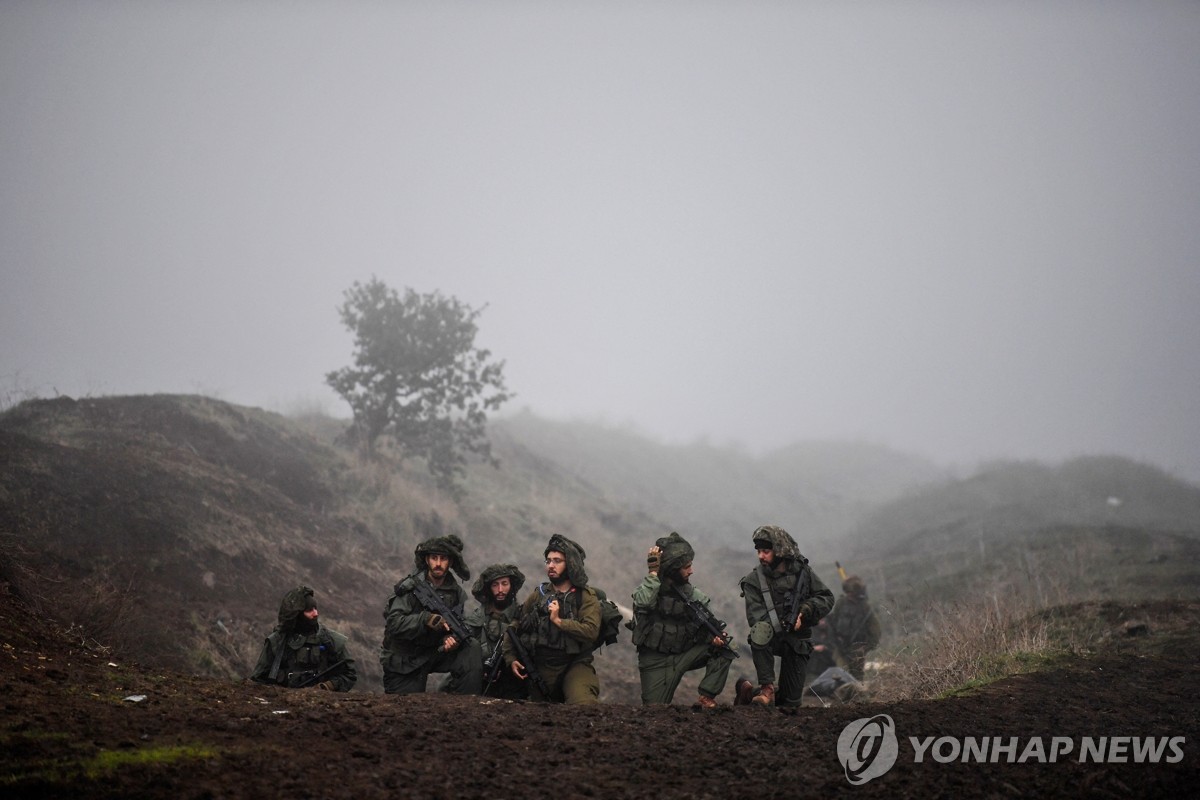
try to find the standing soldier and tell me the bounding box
[736,525,834,708]
[631,532,735,708]
[380,534,482,695]
[504,534,601,704]
[468,563,527,698]
[826,575,882,681]
[251,585,357,691]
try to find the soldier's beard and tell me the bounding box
[492,595,512,609]
[297,617,319,635]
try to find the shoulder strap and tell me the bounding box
[267,631,288,681]
[756,567,783,634]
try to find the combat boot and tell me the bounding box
[694,694,717,710]
[734,678,755,706]
[751,684,775,706]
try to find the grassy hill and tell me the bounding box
[3,394,1198,705]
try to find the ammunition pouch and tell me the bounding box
[750,621,775,646]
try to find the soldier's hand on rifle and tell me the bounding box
[792,612,804,632]
[511,660,527,680]
[316,681,335,691]
[647,545,661,575]
[425,613,448,631]
[441,635,460,652]
[712,635,727,648]
[547,599,561,626]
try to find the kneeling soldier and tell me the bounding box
[632,532,735,708]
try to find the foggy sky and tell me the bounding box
[3,2,1199,482]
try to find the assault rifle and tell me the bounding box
[481,636,506,695]
[672,585,739,659]
[288,658,348,689]
[411,576,473,651]
[781,564,813,633]
[505,627,549,697]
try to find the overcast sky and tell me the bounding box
[3,2,1199,481]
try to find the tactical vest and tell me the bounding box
[481,606,517,650]
[763,564,814,634]
[275,629,338,687]
[632,584,706,654]
[831,600,870,645]
[524,583,589,656]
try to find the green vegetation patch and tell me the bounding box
[82,744,217,779]
[0,736,218,787]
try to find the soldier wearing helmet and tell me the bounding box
[503,534,602,704]
[463,562,527,698]
[251,585,357,691]
[735,525,834,707]
[825,574,882,681]
[380,534,482,695]
[630,531,734,708]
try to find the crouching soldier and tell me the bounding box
[251,585,356,691]
[504,534,601,704]
[469,563,528,699]
[380,535,482,695]
[631,532,736,708]
[736,525,834,708]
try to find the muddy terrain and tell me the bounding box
[3,591,1197,799]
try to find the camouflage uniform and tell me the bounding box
[739,525,834,707]
[380,535,482,695]
[251,586,357,691]
[826,576,882,681]
[504,535,601,704]
[466,563,527,699]
[631,532,733,705]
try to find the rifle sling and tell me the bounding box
[756,567,784,635]
[268,631,288,682]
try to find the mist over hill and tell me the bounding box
[3,393,1197,703]
[847,456,1200,559]
[490,409,948,553]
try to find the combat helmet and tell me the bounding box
[655,531,695,581]
[842,575,867,600]
[472,563,526,604]
[545,533,588,587]
[751,524,802,561]
[414,534,471,581]
[276,585,315,632]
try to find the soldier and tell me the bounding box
[251,585,357,691]
[735,525,834,708]
[631,532,735,708]
[504,534,601,704]
[825,575,882,681]
[380,534,482,695]
[468,563,527,698]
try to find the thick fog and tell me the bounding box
[3,2,1199,481]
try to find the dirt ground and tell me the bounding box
[2,593,1198,799]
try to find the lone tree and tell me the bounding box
[326,277,511,492]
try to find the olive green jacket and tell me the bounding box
[827,595,882,654]
[381,572,470,674]
[739,559,834,648]
[503,582,600,663]
[630,574,717,654]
